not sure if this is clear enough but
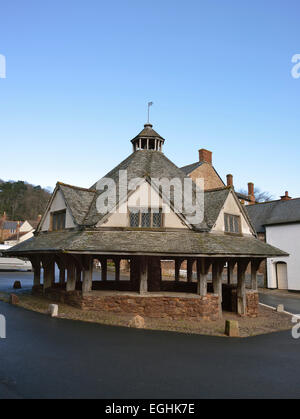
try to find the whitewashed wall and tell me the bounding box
[40,189,75,231]
[212,192,253,236]
[266,223,298,290]
[99,180,188,229]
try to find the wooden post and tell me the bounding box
[251,259,262,291]
[139,256,148,294]
[43,260,55,292]
[66,263,76,292]
[28,255,42,288]
[175,259,181,282]
[59,268,65,286]
[76,267,81,284]
[82,256,93,294]
[227,260,235,285]
[101,258,107,281]
[212,261,223,299]
[115,258,120,282]
[237,260,249,315]
[33,260,41,287]
[212,259,224,316]
[187,259,194,282]
[197,259,210,296]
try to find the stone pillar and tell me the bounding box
[197,259,210,297]
[66,264,76,292]
[187,259,194,282]
[115,258,120,282]
[237,260,249,315]
[175,259,181,282]
[227,260,235,285]
[82,257,93,294]
[139,256,148,294]
[101,258,107,281]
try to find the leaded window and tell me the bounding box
[51,210,66,231]
[128,208,163,228]
[224,213,240,234]
[152,211,162,228]
[129,211,139,227]
[141,211,151,228]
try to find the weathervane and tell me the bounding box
[147,101,153,124]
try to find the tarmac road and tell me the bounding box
[0,299,300,399]
[259,292,300,315]
[1,272,300,399]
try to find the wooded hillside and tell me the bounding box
[0,180,51,221]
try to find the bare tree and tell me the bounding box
[237,187,274,203]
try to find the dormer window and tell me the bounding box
[51,210,66,231]
[224,213,241,234]
[129,208,163,228]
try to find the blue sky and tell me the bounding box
[0,0,299,198]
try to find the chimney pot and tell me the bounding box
[280,191,292,201]
[248,182,255,204]
[226,174,233,187]
[199,149,212,164]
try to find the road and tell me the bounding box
[259,292,300,315]
[0,272,300,398]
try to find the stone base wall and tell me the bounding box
[32,286,258,319]
[80,293,221,321]
[32,286,220,321]
[246,291,259,317]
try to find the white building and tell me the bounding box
[247,194,300,290]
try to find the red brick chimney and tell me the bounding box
[248,182,255,205]
[199,149,212,164]
[226,174,233,187]
[280,191,292,201]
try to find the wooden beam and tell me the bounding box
[197,258,211,296]
[115,257,120,281]
[187,259,194,282]
[175,258,182,282]
[251,258,263,291]
[59,268,65,286]
[101,258,107,281]
[139,256,148,294]
[227,260,235,285]
[66,263,76,292]
[82,256,93,294]
[237,260,250,315]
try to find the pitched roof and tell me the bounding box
[131,124,165,142]
[180,161,204,175]
[180,161,225,189]
[246,198,300,233]
[58,182,96,225]
[4,229,288,258]
[89,150,210,230]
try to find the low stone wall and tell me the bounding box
[32,286,220,321]
[32,286,258,319]
[80,293,221,321]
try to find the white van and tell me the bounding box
[0,245,32,271]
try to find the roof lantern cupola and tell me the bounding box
[131,123,165,153]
